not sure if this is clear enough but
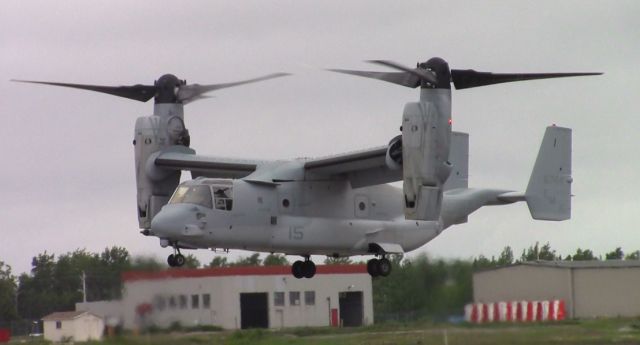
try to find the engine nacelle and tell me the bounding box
[134,106,192,229]
[401,96,452,221]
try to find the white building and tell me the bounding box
[78,264,373,330]
[42,311,104,342]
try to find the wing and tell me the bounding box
[154,150,264,179]
[304,145,398,188]
[304,131,469,189]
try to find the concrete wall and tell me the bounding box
[473,265,574,317]
[121,273,372,330]
[573,267,640,318]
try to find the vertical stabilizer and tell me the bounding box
[525,126,572,220]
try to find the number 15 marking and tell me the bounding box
[289,226,304,240]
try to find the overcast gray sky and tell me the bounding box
[1,1,638,274]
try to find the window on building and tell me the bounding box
[289,291,300,306]
[153,295,166,311]
[304,291,316,306]
[202,294,211,309]
[179,295,187,309]
[168,296,177,309]
[192,294,200,309]
[55,321,61,329]
[274,292,285,306]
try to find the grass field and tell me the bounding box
[12,318,640,345]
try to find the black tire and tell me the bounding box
[174,254,186,267]
[167,254,176,267]
[303,261,316,278]
[291,261,305,279]
[367,258,379,277]
[378,258,392,277]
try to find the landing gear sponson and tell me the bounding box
[367,256,392,277]
[289,255,392,278]
[291,256,316,279]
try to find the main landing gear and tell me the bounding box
[167,246,185,267]
[291,257,316,279]
[367,256,392,277]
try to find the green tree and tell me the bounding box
[53,249,99,308]
[324,257,353,265]
[232,253,261,266]
[625,250,640,260]
[571,248,597,261]
[520,242,557,261]
[605,247,624,260]
[0,261,17,322]
[373,255,473,319]
[497,246,514,265]
[182,254,201,269]
[97,246,131,300]
[472,255,494,269]
[17,252,57,319]
[207,256,229,268]
[131,255,165,271]
[263,254,288,266]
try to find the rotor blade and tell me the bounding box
[327,69,421,88]
[450,70,603,90]
[11,79,157,102]
[177,72,290,102]
[367,60,437,84]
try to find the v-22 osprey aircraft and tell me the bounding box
[15,57,600,278]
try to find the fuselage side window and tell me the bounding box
[213,186,233,211]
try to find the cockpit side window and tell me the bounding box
[169,185,213,209]
[213,186,233,211]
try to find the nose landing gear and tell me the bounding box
[292,257,316,279]
[167,245,186,267]
[367,256,392,277]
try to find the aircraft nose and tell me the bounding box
[151,205,186,237]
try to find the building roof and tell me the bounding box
[41,311,97,321]
[477,260,640,273]
[522,260,640,269]
[122,264,368,282]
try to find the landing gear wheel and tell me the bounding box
[367,258,380,277]
[167,254,176,267]
[292,261,305,279]
[174,253,186,267]
[302,260,316,278]
[378,258,392,277]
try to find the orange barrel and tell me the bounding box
[516,301,524,321]
[557,300,566,320]
[481,303,489,323]
[526,301,534,321]
[464,304,473,322]
[471,303,479,323]
[492,303,500,322]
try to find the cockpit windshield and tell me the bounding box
[169,181,233,211]
[169,185,213,209]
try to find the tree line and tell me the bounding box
[1,243,639,323]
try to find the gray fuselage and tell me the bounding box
[150,178,451,257]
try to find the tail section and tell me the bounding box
[525,126,572,220]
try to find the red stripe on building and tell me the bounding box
[122,264,368,282]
